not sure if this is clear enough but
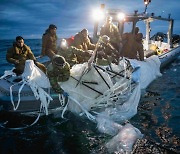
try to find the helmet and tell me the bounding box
[100,35,110,44]
[60,39,67,48]
[52,55,66,67]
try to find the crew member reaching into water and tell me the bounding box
[6,36,46,75]
[57,39,92,67]
[47,55,70,98]
[41,24,58,59]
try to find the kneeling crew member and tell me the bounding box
[57,39,92,67]
[47,55,70,97]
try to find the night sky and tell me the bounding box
[0,0,179,40]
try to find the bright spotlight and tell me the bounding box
[117,12,125,21]
[60,39,67,48]
[61,41,66,47]
[92,9,104,21]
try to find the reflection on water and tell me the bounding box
[0,39,179,153]
[131,62,180,153]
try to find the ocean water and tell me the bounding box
[0,39,179,154]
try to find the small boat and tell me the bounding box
[0,55,161,119]
[0,4,179,117]
[93,4,180,69]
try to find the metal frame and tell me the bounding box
[93,4,174,49]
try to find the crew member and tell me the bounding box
[47,55,70,96]
[6,36,46,75]
[73,29,95,51]
[100,16,121,50]
[96,35,120,65]
[57,39,92,67]
[41,24,58,59]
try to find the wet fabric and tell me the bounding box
[129,55,162,89]
[8,60,52,115]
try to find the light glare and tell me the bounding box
[117,12,125,21]
[92,9,104,21]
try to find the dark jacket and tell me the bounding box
[6,43,36,74]
[41,30,58,58]
[121,33,144,61]
[72,32,95,51]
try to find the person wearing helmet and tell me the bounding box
[47,55,70,94]
[41,24,58,59]
[6,36,46,75]
[57,38,92,67]
[96,35,120,65]
[100,16,121,51]
[72,29,95,51]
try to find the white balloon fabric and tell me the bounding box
[21,60,52,115]
[129,55,162,89]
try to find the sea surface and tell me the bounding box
[0,39,179,154]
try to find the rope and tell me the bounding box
[10,80,24,110]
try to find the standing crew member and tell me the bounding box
[100,16,121,51]
[6,36,46,75]
[135,33,144,61]
[41,24,58,59]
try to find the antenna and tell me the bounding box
[144,0,151,13]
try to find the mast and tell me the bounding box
[168,19,174,48]
[93,4,105,42]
